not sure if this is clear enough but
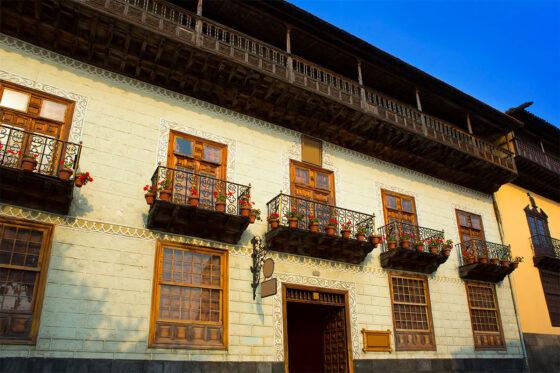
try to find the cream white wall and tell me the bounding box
[0,35,523,361]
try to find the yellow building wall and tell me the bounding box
[495,183,560,335]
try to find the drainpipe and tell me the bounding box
[492,193,528,368]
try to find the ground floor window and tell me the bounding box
[0,218,53,344]
[149,241,228,349]
[465,282,505,349]
[388,273,436,350]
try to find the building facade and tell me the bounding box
[494,103,560,373]
[0,0,531,372]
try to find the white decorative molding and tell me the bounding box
[0,69,88,143]
[157,119,237,181]
[0,33,492,199]
[272,273,360,361]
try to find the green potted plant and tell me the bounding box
[414,238,425,252]
[441,239,453,256]
[510,256,523,269]
[426,238,442,254]
[214,191,231,212]
[369,233,382,247]
[158,179,171,201]
[325,219,338,236]
[386,235,397,250]
[75,171,93,187]
[398,232,411,249]
[308,215,320,232]
[187,187,198,206]
[500,257,509,267]
[143,184,158,205]
[355,225,367,242]
[19,151,38,172]
[285,210,303,228]
[462,248,475,264]
[479,248,489,263]
[238,194,252,217]
[489,255,499,265]
[58,160,74,181]
[267,213,280,229]
[340,221,352,238]
[250,208,261,224]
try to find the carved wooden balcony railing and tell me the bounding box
[75,0,516,176]
[456,239,515,283]
[146,165,251,244]
[377,221,448,274]
[514,139,560,175]
[531,235,560,272]
[0,124,82,214]
[264,193,375,264]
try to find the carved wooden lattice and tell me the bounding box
[465,282,505,349]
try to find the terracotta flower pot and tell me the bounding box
[387,241,397,250]
[415,244,424,252]
[490,258,499,265]
[355,232,366,242]
[160,189,172,201]
[250,213,257,224]
[21,157,37,172]
[369,235,381,246]
[145,192,155,205]
[467,258,475,264]
[58,167,73,181]
[215,201,226,212]
[325,226,336,236]
[288,218,298,228]
[500,260,509,267]
[240,206,250,217]
[510,262,519,269]
[309,223,319,232]
[479,257,488,264]
[75,177,85,187]
[341,229,351,238]
[400,239,410,249]
[442,248,451,256]
[429,246,438,254]
[269,219,279,229]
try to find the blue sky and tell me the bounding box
[289,0,560,127]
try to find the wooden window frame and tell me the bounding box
[301,135,323,167]
[455,209,486,244]
[380,189,418,225]
[289,159,335,205]
[167,131,228,176]
[464,282,505,350]
[0,217,54,345]
[388,272,436,351]
[0,80,75,141]
[538,269,560,327]
[149,240,228,350]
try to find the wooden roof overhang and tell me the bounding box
[0,0,518,194]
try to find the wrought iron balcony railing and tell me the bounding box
[377,221,444,253]
[456,239,512,266]
[0,124,81,177]
[531,235,560,258]
[514,139,560,174]
[150,165,250,215]
[265,193,375,238]
[84,0,516,173]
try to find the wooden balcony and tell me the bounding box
[531,235,560,272]
[0,0,518,195]
[0,125,82,215]
[264,194,375,264]
[513,139,560,201]
[457,240,515,283]
[146,166,251,244]
[377,221,448,274]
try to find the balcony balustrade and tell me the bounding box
[146,166,251,244]
[77,0,516,177]
[0,124,82,214]
[514,139,560,175]
[377,221,448,274]
[531,235,560,272]
[264,193,375,264]
[456,239,515,283]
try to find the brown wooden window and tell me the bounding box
[465,282,505,349]
[0,218,53,344]
[290,160,335,205]
[149,241,228,349]
[0,81,74,141]
[388,273,435,350]
[456,210,486,243]
[539,270,560,326]
[301,135,322,167]
[381,190,417,225]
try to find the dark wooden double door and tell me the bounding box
[284,285,351,373]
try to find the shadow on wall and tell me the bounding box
[69,188,94,216]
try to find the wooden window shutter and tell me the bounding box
[539,269,560,327]
[301,136,322,167]
[0,218,54,344]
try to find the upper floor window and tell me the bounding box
[465,282,505,350]
[290,160,334,205]
[149,241,228,349]
[456,210,485,243]
[0,218,53,344]
[524,193,553,256]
